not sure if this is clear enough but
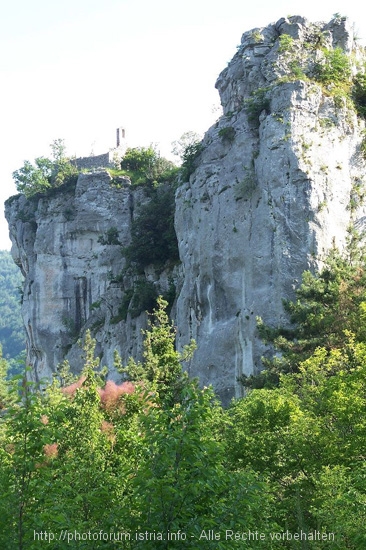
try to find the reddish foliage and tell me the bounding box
[62,376,87,396]
[98,380,135,413]
[40,415,49,425]
[43,443,58,459]
[100,420,114,433]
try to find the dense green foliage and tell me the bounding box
[278,33,294,53]
[102,146,180,320]
[0,250,25,375]
[118,176,179,318]
[250,244,366,387]
[119,146,178,187]
[0,300,277,549]
[313,47,352,86]
[0,345,11,409]
[1,269,365,548]
[310,46,366,122]
[125,183,179,271]
[228,337,366,548]
[244,87,271,126]
[179,140,203,182]
[12,140,79,198]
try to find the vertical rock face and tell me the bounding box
[6,173,130,381]
[5,16,366,403]
[174,16,366,402]
[5,174,177,382]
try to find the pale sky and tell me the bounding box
[1,0,366,250]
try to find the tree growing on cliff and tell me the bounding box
[171,132,203,182]
[246,239,366,388]
[12,157,53,197]
[120,146,177,186]
[171,131,202,162]
[124,183,179,271]
[13,139,78,197]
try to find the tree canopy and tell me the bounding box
[119,146,178,187]
[12,139,79,197]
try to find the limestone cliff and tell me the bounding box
[5,16,366,403]
[6,174,179,383]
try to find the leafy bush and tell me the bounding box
[352,72,366,119]
[180,140,203,181]
[120,146,177,186]
[12,139,79,198]
[313,47,351,86]
[97,227,120,246]
[130,279,158,318]
[288,60,306,80]
[278,33,294,53]
[250,30,263,43]
[244,87,271,126]
[111,289,134,323]
[247,242,366,388]
[218,126,236,143]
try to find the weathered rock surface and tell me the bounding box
[5,173,177,383]
[5,16,366,403]
[174,16,366,402]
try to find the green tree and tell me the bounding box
[12,157,53,197]
[125,184,180,271]
[0,299,283,548]
[314,47,352,86]
[12,139,78,198]
[228,334,366,546]
[118,296,196,407]
[129,383,276,549]
[0,333,133,549]
[119,298,276,547]
[180,140,203,181]
[171,131,202,162]
[120,146,177,186]
[312,464,366,549]
[251,244,366,387]
[0,346,10,410]
[0,374,52,549]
